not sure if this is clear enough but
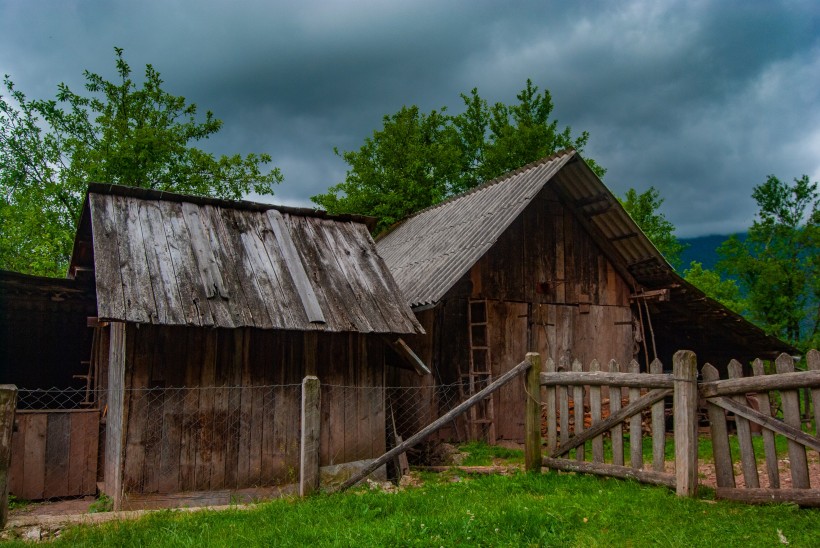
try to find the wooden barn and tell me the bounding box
[6,183,423,506]
[377,149,794,443]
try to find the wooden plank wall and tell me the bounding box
[9,410,99,500]
[395,185,637,444]
[112,325,386,495]
[468,186,635,369]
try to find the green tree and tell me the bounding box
[718,175,819,348]
[682,261,746,313]
[618,186,687,269]
[0,48,282,276]
[314,106,461,230]
[312,80,603,232]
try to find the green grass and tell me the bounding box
[458,441,524,465]
[5,472,818,547]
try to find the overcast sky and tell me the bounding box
[2,0,818,237]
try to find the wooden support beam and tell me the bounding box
[540,371,674,389]
[300,376,321,497]
[706,396,820,453]
[543,458,675,488]
[715,488,820,507]
[629,288,670,302]
[673,350,699,497]
[524,352,542,472]
[334,358,533,493]
[699,370,820,398]
[0,385,17,528]
[383,337,430,376]
[608,232,639,242]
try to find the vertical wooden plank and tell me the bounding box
[807,350,820,458]
[8,411,25,500]
[609,360,624,467]
[728,359,759,488]
[558,356,570,447]
[237,331,253,487]
[628,360,643,469]
[0,385,16,527]
[247,332,264,484]
[525,353,542,472]
[88,194,126,320]
[554,213,565,304]
[751,359,779,489]
[138,200,186,325]
[370,340,386,459]
[300,376,321,496]
[157,385,182,494]
[45,413,71,497]
[195,332,217,491]
[673,350,698,497]
[589,359,603,463]
[775,353,810,489]
[544,358,557,454]
[650,358,666,473]
[23,414,47,500]
[179,330,201,491]
[104,322,126,509]
[117,196,156,324]
[702,364,735,489]
[69,411,99,496]
[572,359,585,462]
[159,201,213,327]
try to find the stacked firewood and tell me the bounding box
[541,396,660,437]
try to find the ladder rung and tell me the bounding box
[469,419,493,424]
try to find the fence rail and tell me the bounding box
[529,348,820,506]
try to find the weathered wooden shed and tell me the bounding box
[377,149,794,443]
[64,183,423,504]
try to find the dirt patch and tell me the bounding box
[694,452,820,490]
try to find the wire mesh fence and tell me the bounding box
[8,381,473,509]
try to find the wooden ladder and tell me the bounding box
[464,299,496,443]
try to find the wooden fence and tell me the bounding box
[699,350,820,505]
[527,349,820,506]
[8,409,100,501]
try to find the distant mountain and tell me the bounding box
[679,233,747,271]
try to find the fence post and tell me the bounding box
[673,351,698,497]
[300,376,321,497]
[0,385,17,528]
[525,352,542,472]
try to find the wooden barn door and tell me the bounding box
[485,300,529,442]
[532,304,634,370]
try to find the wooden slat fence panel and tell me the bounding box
[628,359,643,470]
[650,358,665,473]
[9,410,99,500]
[751,359,780,488]
[701,351,820,505]
[539,358,676,489]
[775,354,810,489]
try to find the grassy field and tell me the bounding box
[6,469,819,547]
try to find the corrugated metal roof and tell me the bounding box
[376,149,795,358]
[73,184,422,334]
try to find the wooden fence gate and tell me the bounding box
[699,350,820,505]
[537,350,698,496]
[9,409,100,500]
[530,349,820,506]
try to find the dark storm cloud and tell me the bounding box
[2,0,818,236]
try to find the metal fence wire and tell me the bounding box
[9,382,471,506]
